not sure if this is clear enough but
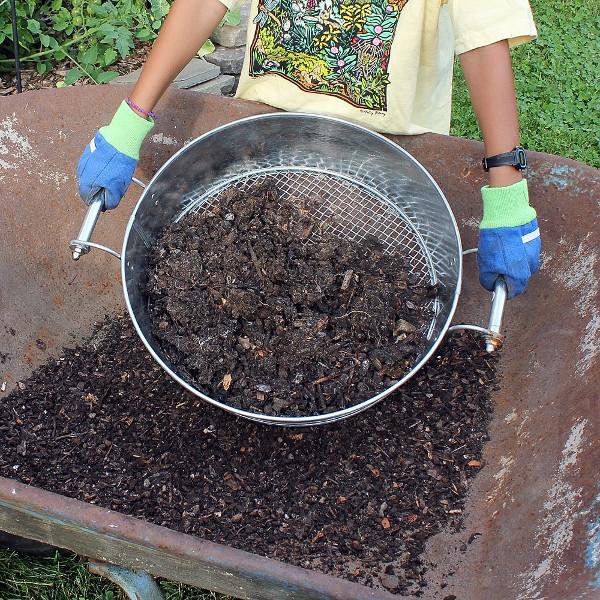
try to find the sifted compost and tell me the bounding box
[146,179,436,417]
[0,316,497,595]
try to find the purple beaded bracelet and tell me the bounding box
[125,97,157,121]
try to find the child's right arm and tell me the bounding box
[77,0,228,210]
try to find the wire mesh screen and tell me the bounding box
[177,169,434,286]
[123,114,461,425]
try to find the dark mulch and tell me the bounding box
[0,314,497,595]
[147,180,436,418]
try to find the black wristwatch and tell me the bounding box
[482,146,528,172]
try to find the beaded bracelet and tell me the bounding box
[125,97,157,121]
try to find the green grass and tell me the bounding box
[451,0,600,168]
[0,550,226,600]
[0,1,598,598]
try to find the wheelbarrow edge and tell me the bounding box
[0,475,397,600]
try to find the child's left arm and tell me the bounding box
[460,40,540,299]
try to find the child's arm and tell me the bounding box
[459,39,522,188]
[459,39,540,299]
[128,0,228,117]
[77,0,228,210]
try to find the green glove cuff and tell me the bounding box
[99,101,154,160]
[480,178,537,229]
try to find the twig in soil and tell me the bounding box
[341,269,354,291]
[198,334,218,349]
[103,443,113,461]
[54,432,85,441]
[56,448,77,463]
[375,444,391,460]
[246,242,266,283]
[313,374,338,385]
[312,365,354,385]
[334,310,372,320]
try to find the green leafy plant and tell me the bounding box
[220,4,241,27]
[197,38,215,58]
[1,0,245,85]
[0,0,171,84]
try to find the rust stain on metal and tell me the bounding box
[52,295,65,308]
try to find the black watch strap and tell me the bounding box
[482,147,528,172]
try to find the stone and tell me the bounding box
[187,74,236,96]
[111,59,220,89]
[109,69,141,85]
[380,574,399,591]
[211,25,247,49]
[393,318,416,334]
[170,59,221,89]
[205,45,246,75]
[210,0,251,48]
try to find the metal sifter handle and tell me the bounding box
[486,278,507,352]
[68,178,147,261]
[70,193,104,260]
[447,248,508,352]
[69,192,121,260]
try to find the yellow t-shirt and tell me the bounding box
[219,0,536,135]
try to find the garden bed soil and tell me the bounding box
[0,315,497,596]
[147,179,436,417]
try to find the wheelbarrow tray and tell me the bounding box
[0,88,598,599]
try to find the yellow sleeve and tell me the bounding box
[448,0,537,55]
[216,0,236,10]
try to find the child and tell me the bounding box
[77,0,540,298]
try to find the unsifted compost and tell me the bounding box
[0,315,497,595]
[146,179,436,417]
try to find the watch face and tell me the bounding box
[515,147,528,170]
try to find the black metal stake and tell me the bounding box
[9,0,23,93]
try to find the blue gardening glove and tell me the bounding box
[478,179,541,299]
[77,101,154,210]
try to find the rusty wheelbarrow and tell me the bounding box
[0,88,598,599]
